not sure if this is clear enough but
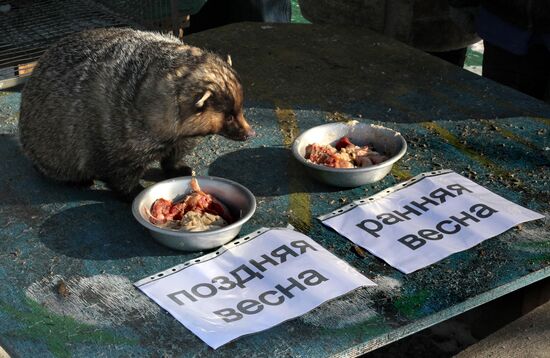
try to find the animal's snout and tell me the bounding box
[234,127,255,141]
[244,128,256,139]
[222,113,256,141]
[236,114,255,140]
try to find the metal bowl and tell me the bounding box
[292,121,407,187]
[132,176,256,251]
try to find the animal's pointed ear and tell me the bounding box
[195,90,212,109]
[226,54,232,67]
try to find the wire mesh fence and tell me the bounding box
[0,0,203,89]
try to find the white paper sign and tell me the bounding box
[320,170,544,274]
[135,228,375,349]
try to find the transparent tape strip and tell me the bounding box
[134,227,272,287]
[317,169,454,221]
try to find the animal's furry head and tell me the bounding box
[158,49,254,141]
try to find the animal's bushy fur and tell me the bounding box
[19,27,254,199]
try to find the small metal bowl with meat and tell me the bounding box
[132,176,256,251]
[292,121,407,187]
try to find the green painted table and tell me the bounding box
[0,23,548,357]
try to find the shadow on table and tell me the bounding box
[207,147,342,197]
[1,135,331,205]
[0,134,114,203]
[0,135,179,259]
[38,202,181,260]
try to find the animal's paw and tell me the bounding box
[162,165,193,178]
[111,184,145,203]
[66,179,95,187]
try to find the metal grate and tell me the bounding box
[96,0,179,33]
[0,0,140,89]
[0,0,205,89]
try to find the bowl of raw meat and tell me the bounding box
[292,121,407,187]
[132,176,256,251]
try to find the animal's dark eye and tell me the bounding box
[226,114,235,122]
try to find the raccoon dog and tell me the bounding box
[19,27,254,199]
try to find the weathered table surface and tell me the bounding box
[0,23,549,357]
